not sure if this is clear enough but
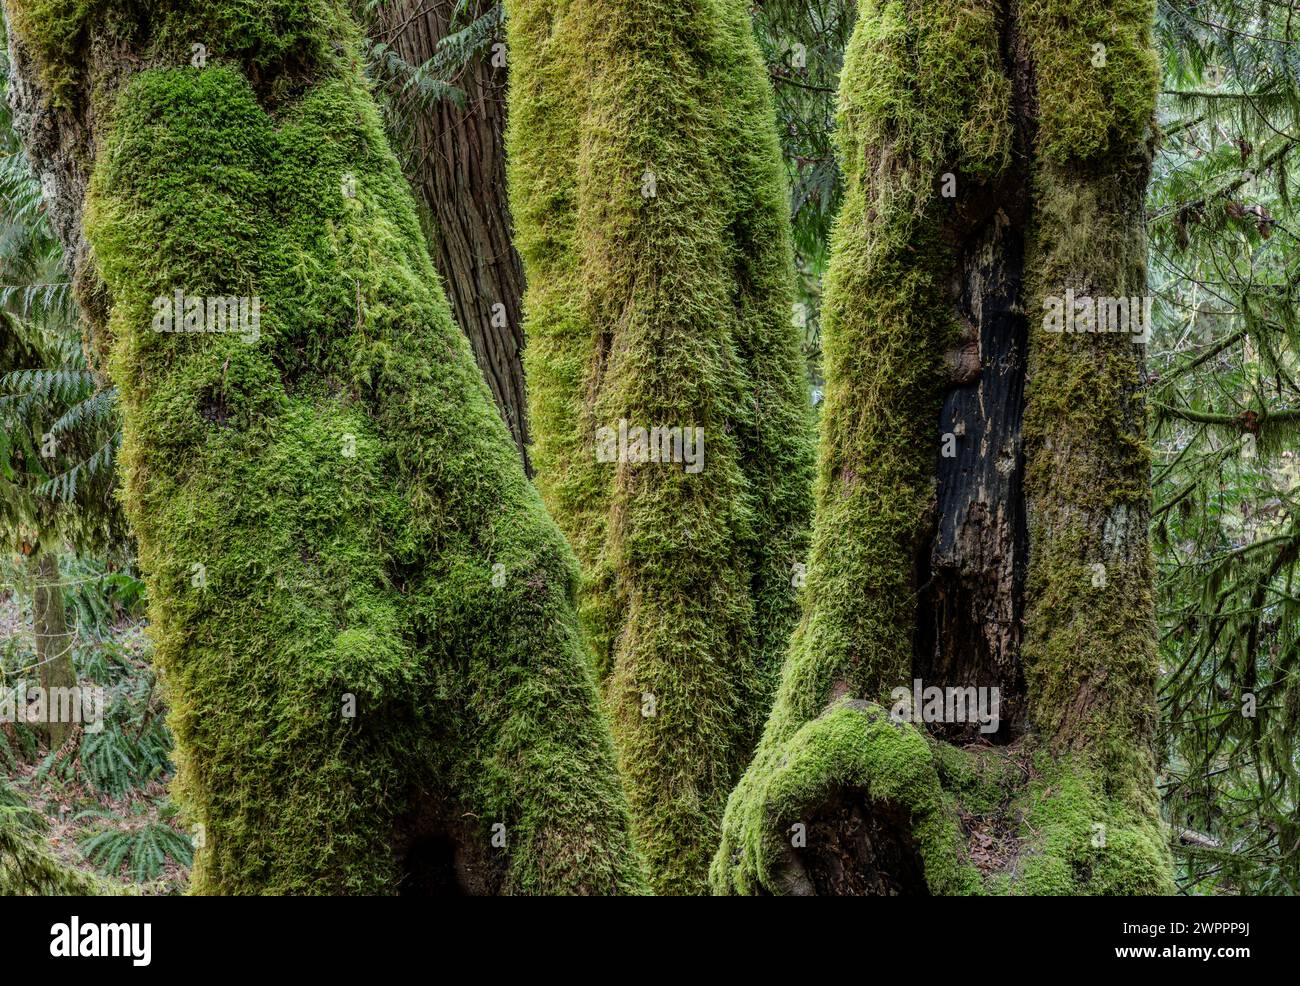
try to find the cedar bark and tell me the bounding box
[371,1,530,470]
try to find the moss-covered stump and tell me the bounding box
[712,701,978,895]
[506,0,815,894]
[712,0,1174,895]
[5,0,645,894]
[715,709,1171,895]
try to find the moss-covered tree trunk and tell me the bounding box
[31,549,76,749]
[712,0,1176,895]
[506,0,816,893]
[4,0,644,895]
[370,0,530,471]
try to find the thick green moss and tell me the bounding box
[504,0,616,669]
[1010,0,1172,893]
[16,0,646,894]
[1019,5,1166,823]
[839,0,1010,222]
[506,0,815,894]
[1020,0,1160,164]
[930,738,1022,818]
[712,701,980,895]
[994,757,1173,895]
[10,0,336,109]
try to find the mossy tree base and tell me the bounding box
[712,701,977,895]
[713,700,1172,895]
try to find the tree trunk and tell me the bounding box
[506,0,816,893]
[32,549,75,749]
[5,0,644,895]
[713,0,1175,895]
[370,1,531,471]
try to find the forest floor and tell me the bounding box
[1,565,189,894]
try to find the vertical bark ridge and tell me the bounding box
[373,0,531,470]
